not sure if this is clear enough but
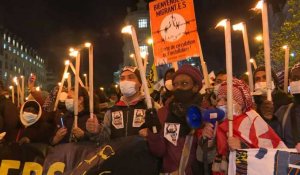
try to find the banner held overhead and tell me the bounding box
[149,0,200,65]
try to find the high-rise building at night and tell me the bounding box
[0,27,47,88]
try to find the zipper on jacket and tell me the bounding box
[125,107,129,137]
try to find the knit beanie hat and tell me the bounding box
[172,64,203,91]
[218,78,253,113]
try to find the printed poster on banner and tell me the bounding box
[149,0,201,65]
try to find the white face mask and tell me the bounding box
[217,105,226,114]
[23,112,38,123]
[233,103,242,116]
[254,81,275,91]
[217,103,241,117]
[65,98,74,112]
[120,81,137,97]
[165,80,173,91]
[290,80,300,95]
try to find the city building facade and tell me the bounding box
[0,27,47,88]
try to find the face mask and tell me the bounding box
[233,103,242,116]
[254,81,275,91]
[290,80,300,95]
[214,84,221,95]
[120,81,137,97]
[173,89,196,104]
[217,104,241,117]
[65,98,74,112]
[23,112,38,123]
[165,80,173,91]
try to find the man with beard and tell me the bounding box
[147,64,202,175]
[275,63,300,151]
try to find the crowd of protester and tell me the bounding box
[0,62,300,175]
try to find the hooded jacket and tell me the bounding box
[90,93,147,143]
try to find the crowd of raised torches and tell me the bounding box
[6,0,293,134]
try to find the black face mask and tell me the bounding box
[173,89,196,104]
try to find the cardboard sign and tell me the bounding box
[149,0,200,65]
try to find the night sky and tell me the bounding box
[0,0,284,87]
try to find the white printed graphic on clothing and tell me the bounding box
[112,111,124,129]
[132,109,146,127]
[164,123,180,146]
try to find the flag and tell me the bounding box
[216,110,286,156]
[146,64,158,93]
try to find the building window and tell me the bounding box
[13,40,15,46]
[25,56,28,60]
[3,33,6,40]
[8,47,11,51]
[13,49,16,54]
[139,45,148,54]
[138,18,148,28]
[17,51,19,55]
[25,48,27,53]
[16,42,19,48]
[3,44,6,49]
[8,36,11,43]
[21,53,24,58]
[20,45,23,50]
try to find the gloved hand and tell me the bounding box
[144,108,162,134]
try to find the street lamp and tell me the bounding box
[147,38,153,45]
[255,35,263,42]
[100,87,104,91]
[129,53,135,58]
[232,22,254,92]
[9,85,14,104]
[83,73,88,88]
